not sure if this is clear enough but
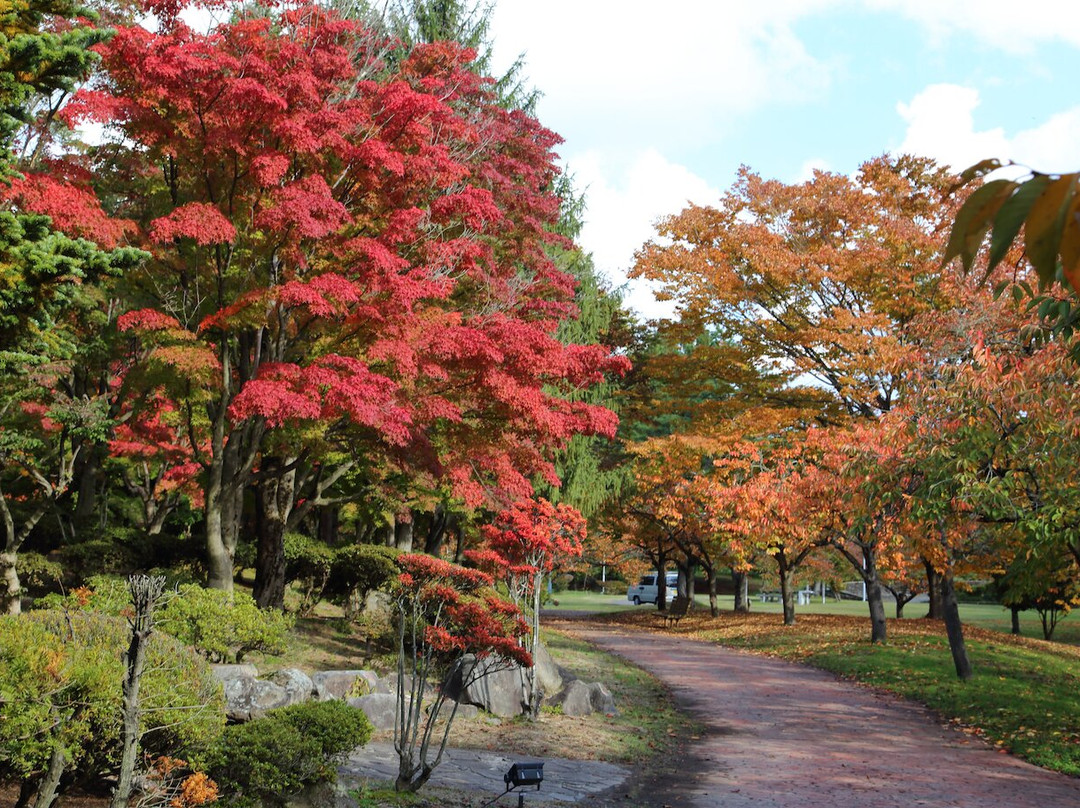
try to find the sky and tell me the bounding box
[485,0,1080,319]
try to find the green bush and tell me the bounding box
[31,573,130,613]
[600,579,628,596]
[205,700,373,807]
[0,610,224,794]
[283,533,335,615]
[16,552,63,597]
[159,584,291,663]
[58,537,135,579]
[326,544,401,619]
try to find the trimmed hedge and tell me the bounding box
[204,700,373,807]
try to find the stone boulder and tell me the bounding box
[447,655,527,718]
[312,670,378,701]
[532,642,566,699]
[212,664,295,721]
[269,668,314,706]
[347,693,398,731]
[556,680,617,718]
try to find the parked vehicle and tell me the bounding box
[627,572,678,605]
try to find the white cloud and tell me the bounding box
[567,148,720,320]
[867,0,1080,51]
[897,83,1080,174]
[794,158,832,183]
[490,1,836,155]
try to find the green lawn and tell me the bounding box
[547,589,1080,644]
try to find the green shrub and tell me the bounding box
[0,610,224,794]
[551,573,573,593]
[31,573,130,613]
[159,584,291,663]
[59,538,135,579]
[205,701,373,807]
[283,533,335,615]
[326,544,401,619]
[16,552,63,597]
[600,579,628,596]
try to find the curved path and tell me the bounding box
[566,621,1080,808]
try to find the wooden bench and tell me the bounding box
[662,596,690,627]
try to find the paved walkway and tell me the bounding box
[341,742,630,802]
[340,622,1080,806]
[570,623,1080,808]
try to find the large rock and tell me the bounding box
[373,672,412,696]
[557,679,594,717]
[312,670,377,701]
[270,668,314,706]
[533,642,565,699]
[449,655,527,718]
[211,663,293,721]
[587,682,617,715]
[556,680,616,717]
[248,679,292,719]
[211,664,257,721]
[348,693,398,731]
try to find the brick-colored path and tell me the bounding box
[570,623,1080,808]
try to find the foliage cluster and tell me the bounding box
[203,700,373,807]
[391,552,529,792]
[0,609,224,798]
[607,151,1080,687]
[36,577,291,663]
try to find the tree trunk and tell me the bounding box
[378,521,394,547]
[31,744,65,808]
[15,779,34,808]
[0,481,49,615]
[941,573,972,679]
[923,557,944,619]
[732,569,749,613]
[317,506,339,547]
[452,521,464,563]
[1011,605,1021,635]
[526,571,543,718]
[71,444,104,535]
[424,507,448,556]
[253,462,296,610]
[707,568,718,617]
[655,550,668,612]
[112,576,166,808]
[0,551,20,615]
[777,551,796,626]
[681,559,696,604]
[205,446,244,593]
[865,563,888,644]
[394,514,414,552]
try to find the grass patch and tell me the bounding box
[602,609,1080,776]
[444,625,695,763]
[542,627,698,762]
[544,590,639,613]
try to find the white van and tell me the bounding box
[627,572,678,605]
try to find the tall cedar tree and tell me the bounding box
[0,0,142,613]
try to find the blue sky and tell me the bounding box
[487,0,1080,318]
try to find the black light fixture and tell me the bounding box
[481,760,544,808]
[505,762,543,790]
